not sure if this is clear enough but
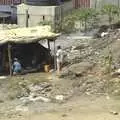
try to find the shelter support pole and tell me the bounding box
[47,39,50,50]
[25,9,29,27]
[118,0,120,8]
[2,17,5,30]
[8,44,12,76]
[54,40,56,71]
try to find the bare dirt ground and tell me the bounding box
[0,72,120,120]
[4,95,120,120]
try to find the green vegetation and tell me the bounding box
[61,8,99,33]
[102,4,119,26]
[37,4,120,33]
[38,21,52,26]
[61,13,77,33]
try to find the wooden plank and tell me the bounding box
[47,39,50,50]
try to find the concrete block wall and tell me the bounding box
[17,1,73,27]
[17,4,56,27]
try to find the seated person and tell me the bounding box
[12,58,22,75]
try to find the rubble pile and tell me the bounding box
[60,27,120,96]
[15,81,72,104]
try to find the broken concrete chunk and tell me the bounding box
[16,105,28,112]
[110,111,119,115]
[55,95,64,101]
[68,62,94,75]
[101,32,108,37]
[29,96,51,103]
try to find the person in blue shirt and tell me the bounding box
[12,58,22,75]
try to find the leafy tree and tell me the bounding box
[37,8,99,33]
[61,8,99,33]
[61,14,77,33]
[75,8,99,31]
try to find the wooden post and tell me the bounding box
[25,9,29,27]
[118,0,120,8]
[47,39,50,50]
[2,17,5,30]
[54,40,56,71]
[94,0,97,9]
[8,44,12,76]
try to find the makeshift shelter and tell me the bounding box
[0,25,60,75]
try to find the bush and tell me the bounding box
[61,14,76,33]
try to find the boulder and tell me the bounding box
[68,62,94,76]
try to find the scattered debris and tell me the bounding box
[29,96,51,103]
[110,111,119,115]
[16,105,28,112]
[62,114,68,117]
[101,32,108,37]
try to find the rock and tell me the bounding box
[29,96,51,103]
[20,97,31,105]
[29,82,52,92]
[106,95,110,100]
[49,69,54,73]
[55,95,64,101]
[29,85,43,92]
[110,111,119,115]
[74,44,89,50]
[16,105,28,112]
[62,114,68,117]
[116,69,120,73]
[111,69,120,77]
[68,62,94,76]
[0,99,4,103]
[101,32,108,37]
[71,46,76,50]
[67,50,80,61]
[85,92,91,95]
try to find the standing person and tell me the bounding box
[56,45,63,74]
[12,58,22,75]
